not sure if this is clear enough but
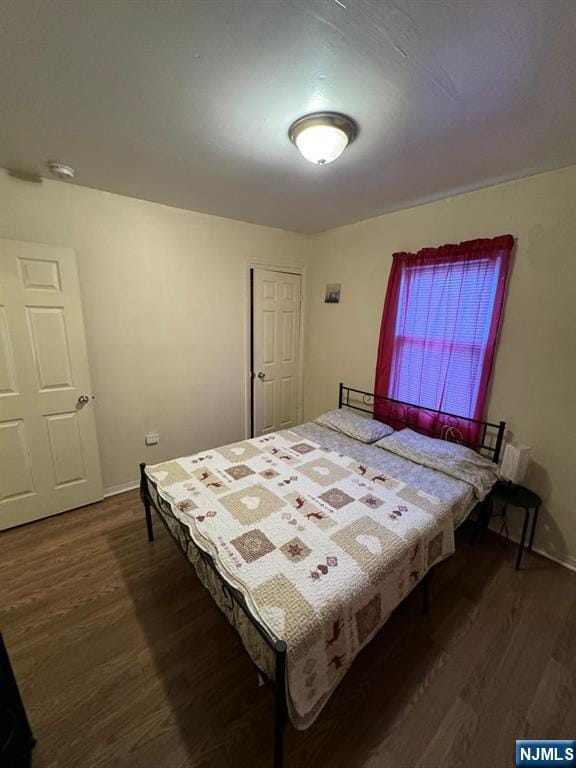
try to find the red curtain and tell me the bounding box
[374,235,513,444]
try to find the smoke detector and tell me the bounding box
[47,162,76,180]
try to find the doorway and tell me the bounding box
[0,239,103,529]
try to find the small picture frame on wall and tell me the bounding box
[324,283,341,304]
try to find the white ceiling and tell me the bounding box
[1,0,575,234]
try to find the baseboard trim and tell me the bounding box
[532,546,576,573]
[104,480,139,498]
[488,521,576,573]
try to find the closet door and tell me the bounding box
[0,239,103,529]
[252,268,302,436]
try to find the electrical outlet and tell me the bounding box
[145,432,159,446]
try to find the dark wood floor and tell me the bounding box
[1,491,575,768]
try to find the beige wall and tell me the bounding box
[304,165,576,568]
[0,170,310,491]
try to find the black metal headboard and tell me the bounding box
[338,383,506,464]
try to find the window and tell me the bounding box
[375,236,513,439]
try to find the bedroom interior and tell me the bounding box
[0,2,575,768]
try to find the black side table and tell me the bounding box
[490,481,542,570]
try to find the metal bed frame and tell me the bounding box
[338,384,506,464]
[139,384,506,767]
[140,465,288,767]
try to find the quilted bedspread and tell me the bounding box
[146,429,455,729]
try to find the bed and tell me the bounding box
[139,384,506,767]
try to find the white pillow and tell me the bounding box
[314,409,394,444]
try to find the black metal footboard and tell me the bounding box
[139,463,288,768]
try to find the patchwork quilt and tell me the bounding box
[146,430,455,729]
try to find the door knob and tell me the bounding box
[77,394,90,405]
[257,372,265,380]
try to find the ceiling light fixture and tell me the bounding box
[47,161,76,180]
[289,111,358,166]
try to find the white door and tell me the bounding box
[0,239,103,530]
[252,268,302,436]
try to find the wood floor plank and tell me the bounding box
[1,490,576,767]
[524,658,576,738]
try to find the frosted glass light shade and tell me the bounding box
[289,112,358,166]
[295,124,349,165]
